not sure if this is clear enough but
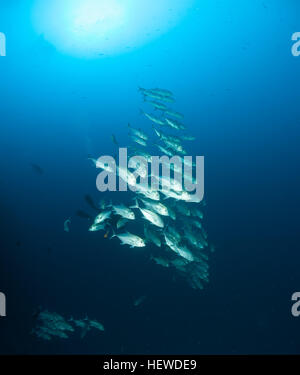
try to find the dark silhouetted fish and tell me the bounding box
[30,163,44,175]
[84,194,98,211]
[111,134,119,146]
[134,295,147,307]
[76,210,92,220]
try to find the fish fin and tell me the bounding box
[87,157,96,167]
[110,228,117,239]
[129,199,139,209]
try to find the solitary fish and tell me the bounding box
[111,134,119,146]
[84,194,98,211]
[133,295,147,307]
[76,210,92,220]
[30,163,44,175]
[64,217,71,232]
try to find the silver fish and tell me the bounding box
[94,210,111,224]
[132,200,164,228]
[116,218,129,229]
[128,123,148,140]
[165,117,185,130]
[89,223,106,232]
[111,230,146,248]
[138,197,169,216]
[141,110,166,126]
[130,135,147,147]
[112,204,135,220]
[144,225,162,247]
[164,109,184,120]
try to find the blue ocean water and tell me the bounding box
[0,0,300,354]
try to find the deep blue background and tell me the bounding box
[0,0,300,354]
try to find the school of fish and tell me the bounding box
[31,308,104,341]
[86,87,213,290]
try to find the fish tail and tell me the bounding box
[87,158,95,166]
[129,198,139,210]
[110,228,117,239]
